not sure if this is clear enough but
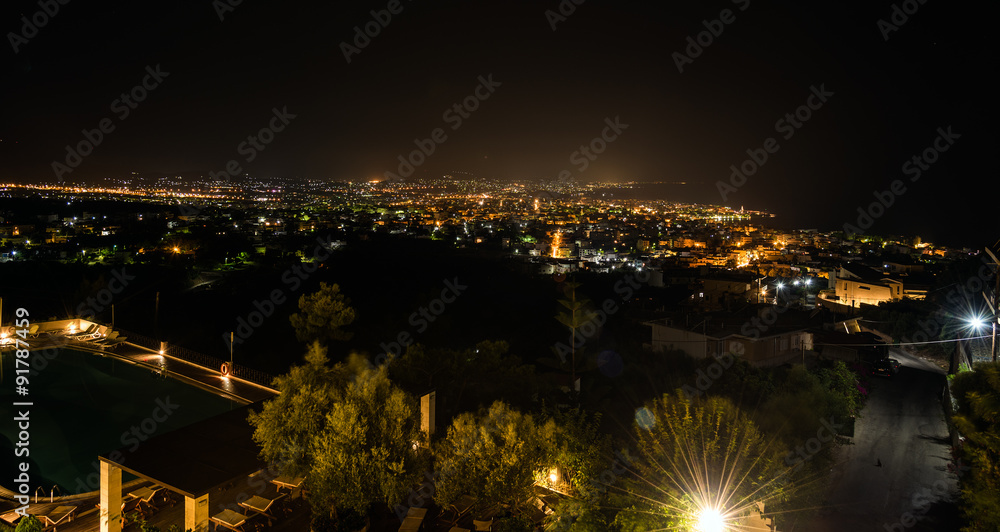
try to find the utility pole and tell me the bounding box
[154,291,160,338]
[985,244,1000,362]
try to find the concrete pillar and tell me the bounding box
[420,391,436,439]
[186,493,210,532]
[99,461,122,532]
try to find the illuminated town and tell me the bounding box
[0,2,994,532]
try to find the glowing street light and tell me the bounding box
[955,313,992,372]
[696,507,726,532]
[967,316,986,332]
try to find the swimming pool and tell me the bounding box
[1,348,241,495]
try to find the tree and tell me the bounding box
[289,282,356,345]
[248,343,424,520]
[613,392,791,531]
[816,360,864,418]
[543,498,609,532]
[309,360,427,517]
[951,362,1000,531]
[248,341,350,479]
[434,402,553,511]
[544,406,609,501]
[757,365,855,459]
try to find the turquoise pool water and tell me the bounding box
[1,348,240,495]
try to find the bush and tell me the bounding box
[493,514,534,532]
[14,516,42,532]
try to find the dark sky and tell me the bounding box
[0,0,995,247]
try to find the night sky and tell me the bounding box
[0,0,994,246]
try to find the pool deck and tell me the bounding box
[10,330,276,404]
[1,476,312,532]
[2,482,509,532]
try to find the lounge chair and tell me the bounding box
[129,484,173,515]
[39,505,77,531]
[93,331,119,345]
[108,334,128,348]
[1,511,22,527]
[270,474,305,499]
[27,324,40,338]
[68,324,98,338]
[398,516,422,532]
[239,493,286,526]
[83,325,109,341]
[521,496,551,524]
[398,507,427,532]
[472,519,493,531]
[97,495,146,529]
[210,509,250,532]
[445,495,475,525]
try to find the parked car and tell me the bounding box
[873,358,895,377]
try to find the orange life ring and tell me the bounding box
[221,362,231,376]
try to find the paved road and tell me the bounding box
[789,349,961,531]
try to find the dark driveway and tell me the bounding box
[789,349,962,531]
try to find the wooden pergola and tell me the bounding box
[98,403,264,532]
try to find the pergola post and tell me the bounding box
[185,494,210,532]
[100,461,122,532]
[420,391,436,440]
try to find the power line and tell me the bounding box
[814,334,991,348]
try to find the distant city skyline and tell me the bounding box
[1,0,992,246]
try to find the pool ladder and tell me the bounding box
[34,485,62,503]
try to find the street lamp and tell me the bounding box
[696,507,726,532]
[956,314,989,372]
